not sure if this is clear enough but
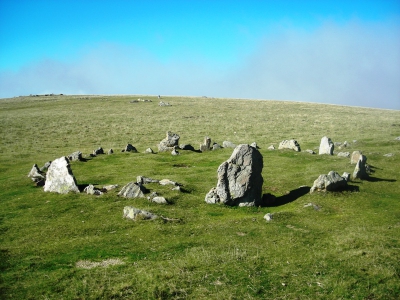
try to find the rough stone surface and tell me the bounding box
[28,164,45,182]
[124,144,137,152]
[158,131,180,152]
[351,151,364,164]
[200,136,212,152]
[395,137,400,141]
[137,176,159,184]
[68,151,83,161]
[268,145,275,150]
[84,184,103,195]
[159,101,171,106]
[353,155,368,180]
[310,171,348,193]
[118,182,146,198]
[319,136,334,155]
[278,139,301,152]
[159,179,179,186]
[264,213,273,221]
[93,147,104,155]
[206,144,263,206]
[337,152,350,158]
[383,153,394,157]
[123,206,157,221]
[144,148,154,153]
[250,142,258,149]
[222,141,236,148]
[43,157,80,194]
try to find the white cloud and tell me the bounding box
[1,21,399,109]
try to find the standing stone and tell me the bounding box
[337,152,350,158]
[118,182,146,198]
[205,144,263,206]
[268,145,275,150]
[84,184,103,195]
[200,136,212,152]
[93,147,104,155]
[318,136,334,155]
[123,144,137,152]
[278,139,301,152]
[310,171,348,193]
[108,149,114,155]
[158,131,180,152]
[353,155,368,180]
[351,151,364,164]
[43,157,80,194]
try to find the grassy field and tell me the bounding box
[0,95,399,299]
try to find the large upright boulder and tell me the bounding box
[205,144,263,206]
[353,155,368,179]
[43,157,80,194]
[158,131,180,152]
[200,136,212,152]
[319,136,334,155]
[278,139,301,152]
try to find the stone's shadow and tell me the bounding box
[344,184,360,192]
[365,177,396,183]
[261,186,310,207]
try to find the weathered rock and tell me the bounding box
[310,171,348,193]
[68,151,83,161]
[118,182,146,198]
[84,184,103,195]
[151,196,168,204]
[159,179,180,186]
[43,157,80,194]
[264,213,273,221]
[395,137,400,141]
[268,145,275,150]
[137,176,159,184]
[383,153,394,157]
[206,144,263,206]
[144,148,154,153]
[222,141,236,148]
[353,155,368,180]
[278,139,301,152]
[28,164,45,182]
[159,101,171,106]
[40,161,52,172]
[93,147,104,155]
[158,131,180,152]
[102,184,119,191]
[318,136,334,155]
[212,143,222,150]
[304,149,315,154]
[342,172,351,182]
[338,141,350,149]
[171,147,179,155]
[108,149,114,155]
[123,144,137,152]
[337,152,350,158]
[200,136,212,152]
[350,151,364,164]
[250,142,258,149]
[123,206,158,221]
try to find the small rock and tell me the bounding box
[304,149,315,154]
[151,196,168,204]
[337,152,350,158]
[212,143,222,150]
[144,148,154,153]
[118,182,147,198]
[171,147,179,155]
[264,213,273,221]
[123,206,157,221]
[124,144,137,152]
[108,149,114,155]
[102,184,119,191]
[310,171,348,193]
[278,139,301,152]
[28,164,45,182]
[93,147,104,155]
[383,153,394,157]
[159,179,180,186]
[200,136,212,152]
[84,184,103,195]
[137,176,159,184]
[68,151,83,161]
[268,145,275,150]
[222,141,236,148]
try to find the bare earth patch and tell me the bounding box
[76,258,125,269]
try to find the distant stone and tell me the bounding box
[93,147,104,155]
[28,164,45,182]
[212,143,222,150]
[350,151,364,164]
[144,148,154,153]
[108,149,114,155]
[353,155,368,180]
[158,131,180,152]
[395,137,400,141]
[268,145,275,150]
[200,136,212,152]
[102,184,119,191]
[304,149,315,154]
[383,153,394,157]
[338,141,350,149]
[84,184,103,195]
[171,185,181,191]
[159,101,171,106]
[222,141,236,148]
[278,139,301,152]
[118,182,146,198]
[68,151,83,161]
[310,171,348,193]
[137,176,159,184]
[318,136,334,155]
[39,161,52,172]
[123,144,137,152]
[159,179,180,186]
[264,213,273,222]
[205,144,263,206]
[151,196,168,204]
[43,157,80,194]
[123,206,158,221]
[337,152,350,158]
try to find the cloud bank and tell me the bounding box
[1,21,399,109]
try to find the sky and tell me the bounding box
[0,0,399,109]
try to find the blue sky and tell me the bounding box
[1,0,399,109]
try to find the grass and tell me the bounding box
[0,95,399,299]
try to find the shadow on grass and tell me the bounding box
[365,176,396,182]
[262,186,310,207]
